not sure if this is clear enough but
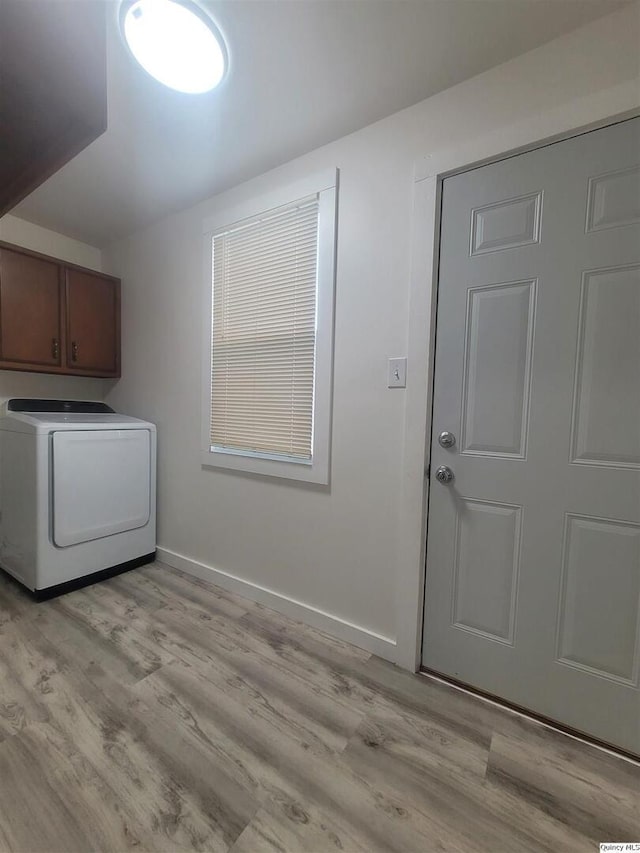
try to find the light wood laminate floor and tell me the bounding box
[0,561,638,852]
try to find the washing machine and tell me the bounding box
[0,398,156,595]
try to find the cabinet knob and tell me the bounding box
[71,341,78,362]
[52,338,59,360]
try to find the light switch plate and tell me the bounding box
[388,357,407,388]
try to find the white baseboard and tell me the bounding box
[155,546,397,660]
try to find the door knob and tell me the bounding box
[438,430,456,449]
[435,465,454,484]
[71,341,78,362]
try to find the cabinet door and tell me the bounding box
[66,269,120,374]
[0,247,62,366]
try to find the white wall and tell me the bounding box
[0,214,102,271]
[104,5,640,659]
[0,214,108,404]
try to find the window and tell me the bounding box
[202,169,338,483]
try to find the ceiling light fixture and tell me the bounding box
[120,0,227,94]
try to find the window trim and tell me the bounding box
[201,168,338,484]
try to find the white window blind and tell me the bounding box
[210,196,319,461]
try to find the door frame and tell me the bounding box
[394,91,640,672]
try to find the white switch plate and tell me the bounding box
[388,357,407,388]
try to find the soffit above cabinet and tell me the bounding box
[0,0,107,217]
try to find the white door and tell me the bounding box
[52,429,151,547]
[422,117,640,755]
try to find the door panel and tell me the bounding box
[451,498,521,644]
[66,268,118,373]
[0,248,62,366]
[585,165,640,232]
[557,514,640,685]
[571,264,640,468]
[422,117,640,755]
[461,280,535,457]
[470,191,542,255]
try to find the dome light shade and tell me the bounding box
[121,0,227,94]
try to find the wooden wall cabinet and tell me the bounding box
[66,269,120,375]
[0,243,120,378]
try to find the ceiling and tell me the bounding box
[12,0,625,247]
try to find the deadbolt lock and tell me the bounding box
[438,430,456,449]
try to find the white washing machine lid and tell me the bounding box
[0,400,155,434]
